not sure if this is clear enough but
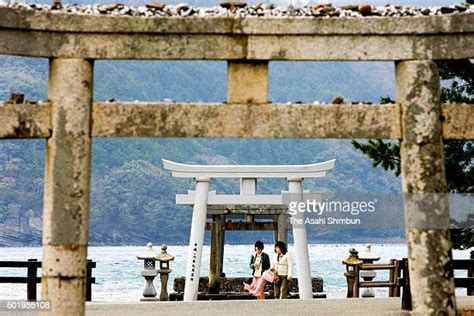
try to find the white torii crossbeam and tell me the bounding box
[163,159,336,301]
[163,159,335,178]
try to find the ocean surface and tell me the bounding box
[0,244,471,302]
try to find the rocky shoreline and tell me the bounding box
[1,1,473,18]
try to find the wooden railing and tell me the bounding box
[352,255,474,311]
[0,259,96,301]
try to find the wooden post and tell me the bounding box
[27,259,38,301]
[397,60,456,314]
[401,258,412,311]
[393,259,401,297]
[86,260,93,302]
[42,58,93,316]
[388,259,395,297]
[468,250,474,296]
[218,216,225,277]
[353,265,360,298]
[273,215,278,243]
[277,212,288,245]
[208,215,222,294]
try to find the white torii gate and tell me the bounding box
[163,159,336,301]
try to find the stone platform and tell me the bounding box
[1,296,473,315]
[83,297,473,316]
[170,276,325,300]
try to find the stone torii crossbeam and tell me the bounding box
[163,159,336,301]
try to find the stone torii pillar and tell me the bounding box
[397,60,456,314]
[42,58,93,316]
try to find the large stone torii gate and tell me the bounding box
[163,159,336,301]
[0,5,473,315]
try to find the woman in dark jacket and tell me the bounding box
[244,240,271,299]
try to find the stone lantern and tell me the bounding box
[137,242,159,301]
[342,248,363,298]
[358,244,381,298]
[155,244,175,301]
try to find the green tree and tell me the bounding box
[352,60,474,249]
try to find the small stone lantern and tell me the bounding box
[155,244,175,301]
[137,242,159,301]
[358,244,381,298]
[342,248,363,298]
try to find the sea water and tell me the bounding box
[0,244,471,302]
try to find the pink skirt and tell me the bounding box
[244,271,273,297]
[244,276,267,296]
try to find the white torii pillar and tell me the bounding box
[287,177,313,299]
[183,177,210,301]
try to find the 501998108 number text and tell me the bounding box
[1,300,51,311]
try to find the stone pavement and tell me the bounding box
[85,297,474,316]
[1,297,473,315]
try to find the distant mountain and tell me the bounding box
[0,57,397,103]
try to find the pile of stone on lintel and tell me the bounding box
[1,1,472,18]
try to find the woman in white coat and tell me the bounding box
[272,241,292,299]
